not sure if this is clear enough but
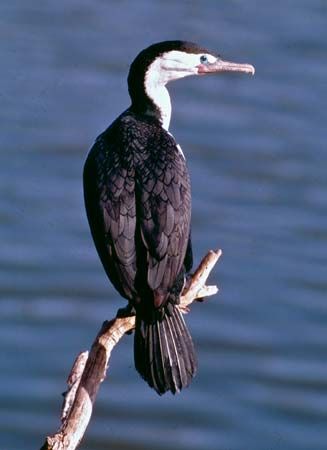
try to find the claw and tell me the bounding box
[116,304,136,319]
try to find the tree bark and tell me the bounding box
[41,249,222,450]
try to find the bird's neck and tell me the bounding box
[128,62,172,130]
[143,84,171,130]
[129,86,171,131]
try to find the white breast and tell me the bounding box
[176,143,185,160]
[167,131,185,160]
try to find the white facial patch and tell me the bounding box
[159,51,203,81]
[144,51,216,130]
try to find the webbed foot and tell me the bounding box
[116,303,136,318]
[116,304,136,335]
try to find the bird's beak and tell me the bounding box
[197,58,255,76]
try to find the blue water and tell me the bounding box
[1,1,327,449]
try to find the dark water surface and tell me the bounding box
[1,1,327,449]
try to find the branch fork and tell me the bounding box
[41,249,222,450]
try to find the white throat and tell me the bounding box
[143,50,201,131]
[145,83,171,130]
[144,62,172,130]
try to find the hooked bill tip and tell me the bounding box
[238,63,255,76]
[249,65,255,76]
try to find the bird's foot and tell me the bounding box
[177,274,193,313]
[178,302,191,314]
[183,274,193,293]
[116,304,136,335]
[116,304,136,319]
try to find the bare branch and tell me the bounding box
[40,249,222,450]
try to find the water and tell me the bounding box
[1,1,326,449]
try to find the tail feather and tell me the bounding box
[134,306,197,395]
[174,311,197,374]
[169,311,195,383]
[165,313,186,388]
[162,314,183,390]
[154,320,171,390]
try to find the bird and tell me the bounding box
[83,40,255,395]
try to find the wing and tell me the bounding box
[136,134,191,308]
[83,134,137,301]
[84,118,191,310]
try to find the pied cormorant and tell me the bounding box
[83,41,254,395]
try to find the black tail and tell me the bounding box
[134,306,197,395]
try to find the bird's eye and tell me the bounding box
[200,55,208,64]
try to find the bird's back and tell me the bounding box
[83,109,192,314]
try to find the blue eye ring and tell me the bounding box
[200,55,208,64]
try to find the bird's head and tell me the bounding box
[128,40,255,128]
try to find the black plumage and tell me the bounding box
[84,109,196,394]
[83,41,219,395]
